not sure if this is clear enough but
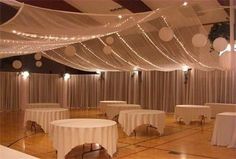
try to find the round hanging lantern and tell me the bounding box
[35,61,42,67]
[103,46,112,55]
[192,33,207,47]
[64,45,76,57]
[12,60,22,69]
[213,37,228,52]
[158,27,174,42]
[34,52,42,60]
[105,36,114,45]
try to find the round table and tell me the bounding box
[49,119,118,159]
[211,112,236,148]
[118,109,165,136]
[24,108,69,133]
[99,100,127,113]
[175,105,211,125]
[105,104,141,119]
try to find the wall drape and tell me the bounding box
[0,70,235,112]
[29,73,61,103]
[67,75,100,108]
[0,72,19,111]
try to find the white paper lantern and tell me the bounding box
[158,27,174,42]
[35,61,42,67]
[12,60,22,69]
[64,45,76,57]
[103,46,112,55]
[192,33,207,47]
[34,52,42,60]
[213,37,228,52]
[105,36,114,45]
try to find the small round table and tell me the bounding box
[175,105,211,125]
[105,104,141,119]
[49,119,118,159]
[24,108,69,133]
[118,109,165,136]
[99,101,127,113]
[211,112,236,148]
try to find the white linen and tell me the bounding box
[205,103,236,117]
[24,108,69,133]
[105,104,141,119]
[26,103,60,109]
[49,119,118,159]
[99,101,127,113]
[175,105,211,125]
[118,109,165,136]
[211,112,236,148]
[0,145,39,159]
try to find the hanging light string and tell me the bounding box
[51,50,93,71]
[41,51,89,71]
[162,17,214,69]
[116,33,165,70]
[137,24,181,65]
[80,42,121,71]
[98,38,140,70]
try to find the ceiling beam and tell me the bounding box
[113,0,152,13]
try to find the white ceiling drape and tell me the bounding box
[0,0,223,71]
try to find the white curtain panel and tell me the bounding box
[29,73,61,103]
[1,70,236,111]
[0,72,19,110]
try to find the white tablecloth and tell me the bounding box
[49,119,118,159]
[211,112,236,148]
[175,105,211,125]
[118,109,165,136]
[24,108,69,133]
[26,103,60,109]
[0,145,39,159]
[205,103,236,117]
[105,104,141,119]
[99,101,127,113]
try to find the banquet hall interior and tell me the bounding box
[0,0,236,159]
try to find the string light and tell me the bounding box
[162,17,214,69]
[80,42,120,71]
[99,38,137,70]
[116,33,164,70]
[137,24,181,65]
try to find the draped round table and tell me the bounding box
[49,119,118,159]
[0,145,39,159]
[105,104,141,119]
[175,105,211,125]
[99,101,127,113]
[118,109,165,136]
[211,112,236,148]
[24,108,69,133]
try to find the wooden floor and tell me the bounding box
[0,109,235,159]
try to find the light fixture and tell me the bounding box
[182,65,189,72]
[96,70,101,75]
[182,65,191,84]
[21,71,30,79]
[182,2,188,6]
[131,67,139,77]
[118,15,122,19]
[63,73,70,80]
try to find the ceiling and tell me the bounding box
[0,0,231,25]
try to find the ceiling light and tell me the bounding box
[64,73,70,80]
[118,15,122,19]
[182,2,188,6]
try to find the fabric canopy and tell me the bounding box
[0,0,224,71]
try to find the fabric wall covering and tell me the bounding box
[0,0,223,71]
[0,70,235,112]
